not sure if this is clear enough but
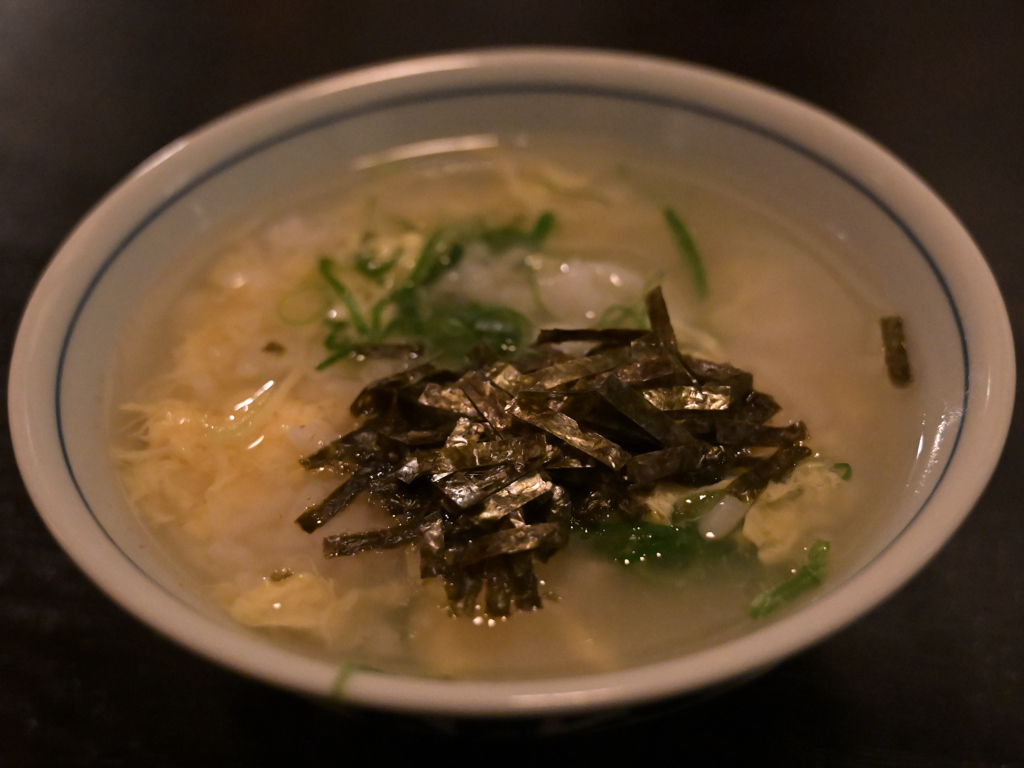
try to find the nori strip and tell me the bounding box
[514,346,633,391]
[575,412,662,455]
[323,519,422,558]
[349,363,437,417]
[387,425,454,447]
[300,436,361,472]
[459,370,515,430]
[625,443,723,486]
[482,560,514,617]
[299,420,421,473]
[444,568,484,615]
[507,553,543,611]
[556,390,662,453]
[475,473,553,521]
[510,402,631,470]
[675,449,748,488]
[643,288,696,384]
[474,553,544,616]
[445,417,489,448]
[881,315,912,386]
[418,516,446,578]
[489,362,525,394]
[394,434,547,482]
[510,344,574,373]
[679,354,753,398]
[368,474,438,520]
[727,444,813,504]
[545,455,597,470]
[597,374,702,449]
[534,328,647,345]
[435,463,529,509]
[598,357,676,387]
[645,286,679,352]
[514,388,568,413]
[628,332,666,360]
[669,411,717,438]
[466,342,499,371]
[715,420,807,447]
[300,410,410,471]
[619,489,654,520]
[537,485,572,560]
[543,455,605,489]
[418,383,478,417]
[350,342,424,359]
[734,390,781,423]
[576,488,620,527]
[296,464,378,533]
[458,523,561,567]
[642,384,732,411]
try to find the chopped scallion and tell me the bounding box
[354,249,400,284]
[406,232,464,288]
[581,520,736,569]
[318,258,370,337]
[664,207,708,299]
[832,462,852,481]
[479,211,556,253]
[749,540,830,618]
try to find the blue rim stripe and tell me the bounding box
[55,80,969,644]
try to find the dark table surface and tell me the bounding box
[3,3,1023,766]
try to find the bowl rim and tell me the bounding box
[8,47,1015,717]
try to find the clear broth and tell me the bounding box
[111,141,922,679]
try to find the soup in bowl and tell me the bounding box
[9,49,1013,716]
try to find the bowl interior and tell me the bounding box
[13,51,1009,716]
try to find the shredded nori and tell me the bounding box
[597,374,702,449]
[881,315,912,387]
[726,444,813,504]
[323,519,424,558]
[296,286,814,618]
[296,464,381,533]
[642,384,731,412]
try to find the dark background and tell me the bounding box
[2,2,1023,766]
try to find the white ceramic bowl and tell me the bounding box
[9,49,1014,717]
